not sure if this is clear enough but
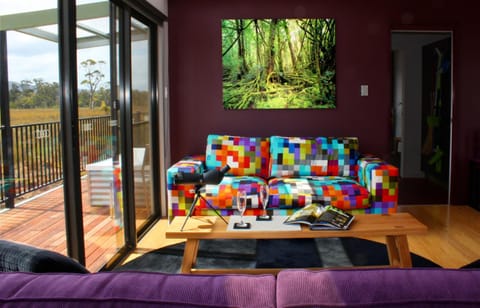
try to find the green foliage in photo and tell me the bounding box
[222,18,336,109]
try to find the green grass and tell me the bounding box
[10,108,110,125]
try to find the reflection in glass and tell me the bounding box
[77,1,125,270]
[131,17,153,229]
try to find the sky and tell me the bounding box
[0,0,151,91]
[7,31,111,86]
[0,0,148,90]
[1,0,111,87]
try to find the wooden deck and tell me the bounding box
[0,178,121,272]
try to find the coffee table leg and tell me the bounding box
[386,235,412,268]
[181,239,200,274]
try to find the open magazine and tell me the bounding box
[284,203,355,230]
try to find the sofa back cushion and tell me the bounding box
[317,137,359,177]
[0,272,277,308]
[277,269,480,308]
[269,136,359,177]
[206,134,270,178]
[269,136,323,177]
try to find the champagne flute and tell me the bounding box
[236,190,248,227]
[259,185,270,219]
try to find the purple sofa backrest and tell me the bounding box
[277,268,480,308]
[0,272,276,308]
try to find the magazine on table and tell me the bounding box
[283,203,355,230]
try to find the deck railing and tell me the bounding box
[0,116,112,207]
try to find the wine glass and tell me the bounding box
[236,190,248,227]
[258,185,270,219]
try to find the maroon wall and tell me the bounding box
[168,0,480,204]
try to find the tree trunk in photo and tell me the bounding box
[254,20,263,66]
[235,19,249,76]
[283,21,297,71]
[276,25,284,75]
[266,19,278,76]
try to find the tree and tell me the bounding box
[9,82,22,103]
[32,78,59,108]
[266,19,278,76]
[80,59,105,109]
[235,19,249,76]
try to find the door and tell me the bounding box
[391,32,452,204]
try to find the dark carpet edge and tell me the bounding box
[340,237,440,268]
[115,237,453,272]
[461,259,480,269]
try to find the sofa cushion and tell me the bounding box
[206,134,270,178]
[269,136,325,177]
[194,175,267,215]
[276,269,480,308]
[0,240,89,273]
[0,272,276,308]
[317,137,359,177]
[269,136,359,178]
[268,176,370,210]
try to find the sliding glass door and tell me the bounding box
[131,16,154,230]
[76,0,127,270]
[0,0,165,271]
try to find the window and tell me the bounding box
[0,0,166,271]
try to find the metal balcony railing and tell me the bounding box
[0,115,112,207]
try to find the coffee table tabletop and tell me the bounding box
[166,213,428,274]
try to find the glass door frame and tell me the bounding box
[58,0,165,268]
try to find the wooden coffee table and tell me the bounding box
[165,213,428,274]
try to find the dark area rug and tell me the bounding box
[115,237,443,273]
[340,237,439,267]
[256,239,323,268]
[461,259,480,269]
[115,239,256,273]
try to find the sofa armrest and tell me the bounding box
[167,155,206,220]
[0,240,89,273]
[357,157,399,214]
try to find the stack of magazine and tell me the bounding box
[284,203,355,230]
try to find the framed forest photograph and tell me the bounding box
[222,18,336,110]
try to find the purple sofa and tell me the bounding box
[1,269,480,307]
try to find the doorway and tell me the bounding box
[391,31,452,205]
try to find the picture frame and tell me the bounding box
[222,18,336,110]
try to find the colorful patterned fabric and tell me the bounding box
[268,176,370,210]
[269,136,359,177]
[205,134,270,178]
[166,156,205,218]
[269,136,324,177]
[317,137,359,177]
[356,157,399,214]
[166,136,399,219]
[191,176,267,216]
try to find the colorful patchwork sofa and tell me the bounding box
[167,134,398,219]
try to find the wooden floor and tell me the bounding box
[0,179,122,272]
[3,181,480,270]
[397,205,480,268]
[128,205,480,269]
